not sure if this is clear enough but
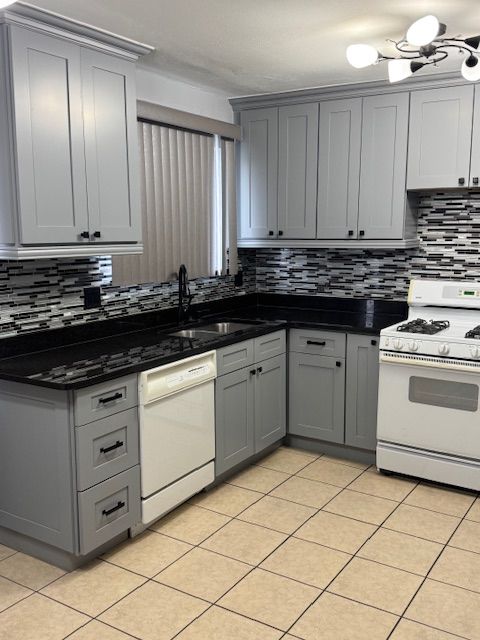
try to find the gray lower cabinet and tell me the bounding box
[288,352,345,444]
[215,335,287,476]
[345,334,380,450]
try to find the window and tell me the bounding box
[112,106,238,286]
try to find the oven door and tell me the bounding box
[377,352,480,458]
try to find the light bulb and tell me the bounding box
[406,15,440,46]
[388,59,413,83]
[0,0,16,7]
[461,55,480,81]
[346,44,378,69]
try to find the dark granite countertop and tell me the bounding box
[0,293,407,390]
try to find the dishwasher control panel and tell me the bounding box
[166,364,211,389]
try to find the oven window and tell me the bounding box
[409,376,479,412]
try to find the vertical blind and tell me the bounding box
[112,120,237,286]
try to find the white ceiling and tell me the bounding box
[26,0,480,96]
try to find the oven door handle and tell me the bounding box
[380,353,480,374]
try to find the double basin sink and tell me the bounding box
[169,321,258,340]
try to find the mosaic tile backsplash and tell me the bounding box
[0,191,479,337]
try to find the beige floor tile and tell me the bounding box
[449,519,480,554]
[260,537,350,589]
[383,504,460,544]
[256,447,316,474]
[290,591,398,640]
[348,470,417,502]
[151,503,231,543]
[295,510,376,554]
[329,557,423,615]
[405,483,476,517]
[358,528,443,576]
[391,619,459,639]
[40,559,145,617]
[201,519,287,565]
[154,547,251,602]
[465,497,480,522]
[297,460,364,488]
[430,546,480,593]
[0,552,65,590]
[0,575,32,612]
[99,581,208,640]
[321,455,370,470]
[0,544,16,562]
[227,466,290,493]
[270,476,341,508]
[218,568,319,631]
[176,605,283,640]
[238,496,316,534]
[406,578,480,639]
[189,483,262,517]
[323,489,398,525]
[0,593,89,640]
[68,620,135,639]
[102,530,191,577]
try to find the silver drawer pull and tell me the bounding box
[100,440,124,455]
[306,340,326,346]
[98,392,123,404]
[102,501,125,517]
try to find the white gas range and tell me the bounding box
[377,279,480,491]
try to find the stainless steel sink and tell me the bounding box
[197,322,258,334]
[169,329,216,339]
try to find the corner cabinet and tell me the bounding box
[0,5,152,259]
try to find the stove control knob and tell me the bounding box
[393,338,404,350]
[438,343,450,356]
[470,345,480,359]
[408,340,419,352]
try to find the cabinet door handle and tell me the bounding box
[306,340,326,346]
[100,440,124,454]
[93,231,101,238]
[257,366,263,373]
[268,230,274,236]
[473,177,479,186]
[278,230,284,236]
[98,392,123,404]
[348,230,354,237]
[336,361,342,367]
[249,369,256,376]
[102,501,125,517]
[371,339,377,346]
[459,177,465,185]
[359,230,365,237]
[80,231,90,239]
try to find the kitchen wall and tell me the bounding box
[1,191,479,337]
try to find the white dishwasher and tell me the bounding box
[138,350,216,525]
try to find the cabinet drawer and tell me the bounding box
[76,408,139,491]
[77,466,140,555]
[254,330,286,361]
[216,339,254,376]
[289,329,346,358]
[74,374,137,426]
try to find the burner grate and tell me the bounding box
[397,318,450,335]
[466,325,480,339]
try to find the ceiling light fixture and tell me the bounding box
[346,15,480,83]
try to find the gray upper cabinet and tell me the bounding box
[0,5,151,259]
[239,108,278,239]
[254,354,286,452]
[345,334,379,451]
[358,92,410,239]
[407,85,474,189]
[317,98,361,240]
[81,50,141,243]
[277,103,318,239]
[9,26,89,245]
[469,85,480,188]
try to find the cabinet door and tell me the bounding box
[345,335,379,451]
[81,49,141,243]
[9,26,88,244]
[289,353,345,443]
[215,367,255,475]
[254,354,286,453]
[470,85,480,188]
[277,104,318,238]
[239,108,278,239]
[407,85,473,189]
[317,98,361,239]
[358,93,409,240]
